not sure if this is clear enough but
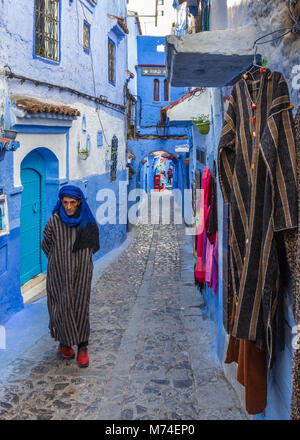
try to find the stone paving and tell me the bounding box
[0,193,247,420]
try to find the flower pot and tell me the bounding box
[195,122,210,135]
[184,158,190,166]
[79,151,89,160]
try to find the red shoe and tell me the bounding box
[58,343,75,359]
[77,347,89,368]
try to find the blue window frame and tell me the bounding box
[97,131,103,148]
[83,20,90,54]
[108,37,116,86]
[33,0,61,64]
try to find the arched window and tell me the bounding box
[153,79,160,102]
[164,79,170,101]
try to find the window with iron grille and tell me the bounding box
[83,20,90,53]
[110,135,118,182]
[108,38,116,85]
[35,0,60,62]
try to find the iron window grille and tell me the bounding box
[108,38,116,85]
[110,135,118,182]
[83,20,90,53]
[35,0,60,62]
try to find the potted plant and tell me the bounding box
[128,165,135,179]
[191,114,210,135]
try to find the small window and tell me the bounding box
[164,79,170,101]
[35,0,60,62]
[153,79,160,102]
[83,21,90,53]
[97,131,103,148]
[108,38,116,85]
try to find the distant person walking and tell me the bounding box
[41,185,99,367]
[167,166,173,185]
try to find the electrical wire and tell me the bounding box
[253,0,300,49]
[76,0,111,148]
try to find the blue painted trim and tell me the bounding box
[33,0,61,65]
[97,130,103,148]
[13,125,69,134]
[79,0,94,14]
[108,37,116,87]
[83,20,91,54]
[85,0,97,8]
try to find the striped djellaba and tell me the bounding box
[41,213,94,347]
[285,107,300,419]
[218,69,298,364]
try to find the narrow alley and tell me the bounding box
[0,193,246,420]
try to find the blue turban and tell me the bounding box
[53,185,100,254]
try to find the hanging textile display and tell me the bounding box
[195,167,211,284]
[218,68,298,414]
[193,166,218,295]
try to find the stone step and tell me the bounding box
[21,274,47,305]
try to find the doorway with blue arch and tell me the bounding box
[20,148,59,286]
[137,151,181,193]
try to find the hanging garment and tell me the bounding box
[225,301,267,415]
[195,167,211,283]
[218,69,298,363]
[206,174,218,244]
[285,107,300,420]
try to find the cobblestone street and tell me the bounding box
[0,194,247,420]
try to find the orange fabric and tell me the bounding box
[225,301,267,415]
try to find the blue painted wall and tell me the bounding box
[0,152,24,324]
[0,0,128,323]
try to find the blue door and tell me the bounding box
[20,168,42,285]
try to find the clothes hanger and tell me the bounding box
[243,46,268,90]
